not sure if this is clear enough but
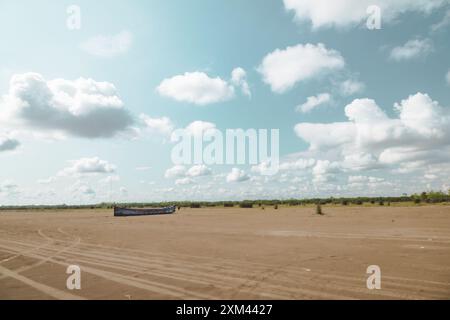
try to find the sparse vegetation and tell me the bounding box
[1,190,449,211]
[316,203,323,215]
[239,202,253,208]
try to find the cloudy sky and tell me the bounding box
[1,0,450,205]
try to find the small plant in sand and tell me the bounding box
[316,203,323,215]
[274,204,278,210]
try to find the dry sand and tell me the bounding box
[0,205,449,300]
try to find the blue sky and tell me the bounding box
[0,0,449,205]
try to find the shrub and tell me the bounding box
[414,198,421,204]
[239,202,253,208]
[223,203,234,208]
[379,201,384,206]
[274,204,278,210]
[316,203,323,215]
[190,203,201,208]
[342,200,348,206]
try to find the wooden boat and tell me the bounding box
[114,205,176,217]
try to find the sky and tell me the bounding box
[0,0,449,205]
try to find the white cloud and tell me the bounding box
[186,164,212,177]
[446,70,450,86]
[100,175,120,184]
[296,93,331,113]
[175,177,194,185]
[431,9,450,32]
[140,114,174,137]
[339,79,365,96]
[312,160,340,183]
[0,73,133,138]
[165,164,211,183]
[258,43,345,93]
[226,168,250,183]
[279,158,316,171]
[0,180,19,195]
[389,38,434,61]
[81,31,133,58]
[164,165,186,179]
[231,67,251,97]
[74,184,96,196]
[283,0,448,29]
[0,134,19,152]
[59,157,116,176]
[37,177,56,184]
[295,92,450,172]
[348,175,384,183]
[157,72,235,105]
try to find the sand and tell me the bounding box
[0,205,449,300]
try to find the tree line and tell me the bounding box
[1,190,449,211]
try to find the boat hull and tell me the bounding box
[114,206,176,217]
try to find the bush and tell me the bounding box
[274,204,278,210]
[239,202,253,208]
[316,203,323,215]
[342,200,348,206]
[223,203,234,208]
[414,198,421,204]
[379,201,384,206]
[190,203,201,208]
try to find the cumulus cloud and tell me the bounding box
[0,134,19,152]
[0,180,19,195]
[0,73,133,138]
[296,93,331,113]
[283,0,448,29]
[339,79,365,96]
[165,164,211,181]
[81,31,133,58]
[59,157,116,176]
[140,114,174,138]
[175,177,194,185]
[295,92,450,172]
[226,168,250,183]
[389,38,434,61]
[231,67,251,97]
[157,72,235,105]
[164,165,186,179]
[258,43,345,93]
[312,160,340,183]
[186,164,212,177]
[348,175,384,184]
[279,158,316,171]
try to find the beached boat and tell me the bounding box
[114,205,176,217]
